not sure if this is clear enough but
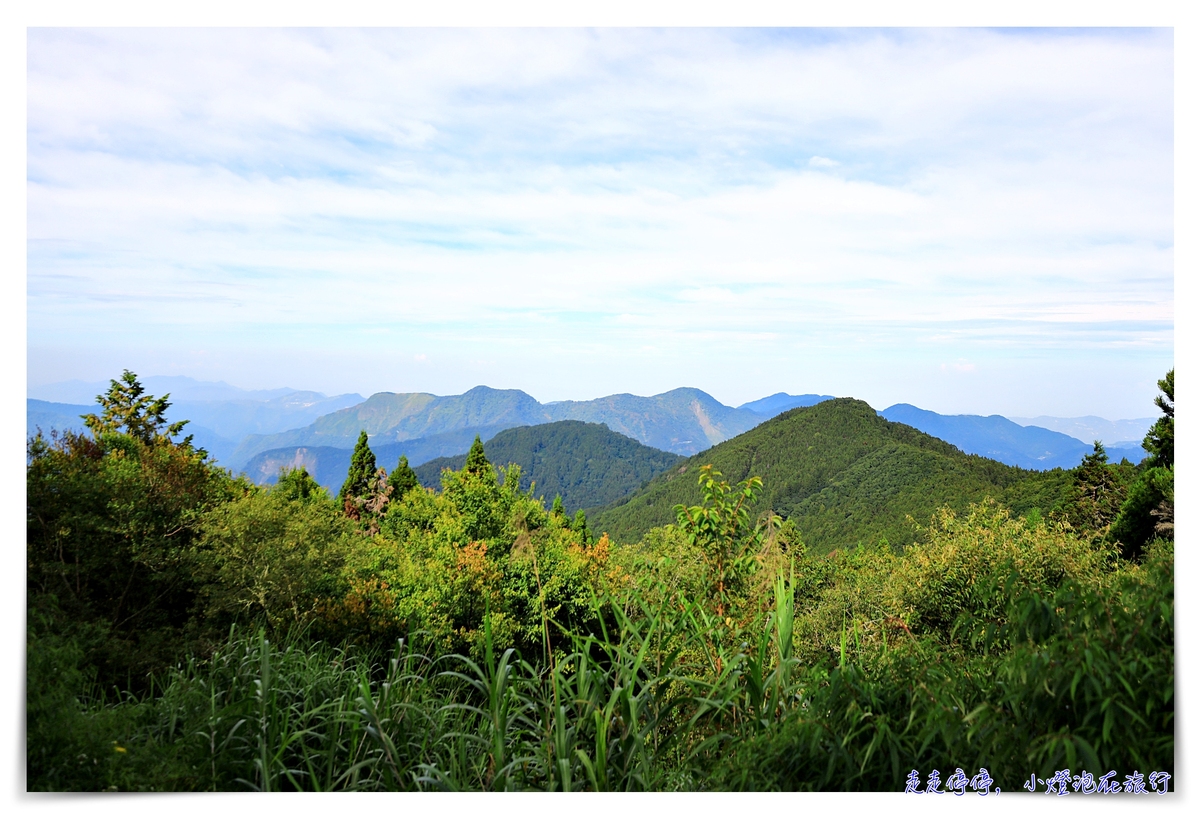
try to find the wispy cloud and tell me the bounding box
[26,28,1173,417]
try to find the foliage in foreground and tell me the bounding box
[29,535,1172,791]
[27,369,1175,791]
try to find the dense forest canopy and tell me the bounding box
[26,369,1174,792]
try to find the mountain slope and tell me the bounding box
[231,387,548,464]
[588,398,1072,552]
[414,421,684,514]
[309,386,546,443]
[241,446,356,489]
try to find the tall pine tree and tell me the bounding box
[338,430,377,510]
[1143,368,1174,468]
[387,454,420,499]
[464,435,491,476]
[1111,368,1175,557]
[1060,442,1127,537]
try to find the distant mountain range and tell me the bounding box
[27,398,243,464]
[243,421,683,515]
[27,377,363,466]
[231,385,772,464]
[1007,415,1155,450]
[28,376,1152,490]
[879,405,1147,470]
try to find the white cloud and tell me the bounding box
[25,28,1173,416]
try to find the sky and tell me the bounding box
[26,26,1175,419]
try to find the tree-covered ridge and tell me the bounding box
[589,398,1074,551]
[413,420,684,514]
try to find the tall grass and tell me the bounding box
[28,544,1173,792]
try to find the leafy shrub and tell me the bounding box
[193,479,354,632]
[884,499,1110,642]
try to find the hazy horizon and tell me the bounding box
[26,370,1161,425]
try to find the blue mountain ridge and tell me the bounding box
[880,404,1145,470]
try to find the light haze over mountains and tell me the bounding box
[28,375,1152,485]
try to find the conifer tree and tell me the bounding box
[84,369,193,449]
[551,494,566,517]
[338,431,377,509]
[571,509,591,543]
[464,435,491,476]
[1143,368,1174,468]
[387,455,420,499]
[274,466,322,502]
[1060,442,1126,536]
[1110,368,1176,557]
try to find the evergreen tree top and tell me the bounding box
[387,454,420,499]
[339,430,377,503]
[83,369,192,448]
[1143,368,1174,468]
[464,435,491,476]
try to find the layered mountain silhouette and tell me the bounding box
[738,393,834,416]
[28,376,1150,497]
[1007,414,1155,450]
[881,404,1146,470]
[26,398,242,464]
[243,425,514,489]
[231,385,768,464]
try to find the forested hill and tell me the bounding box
[588,398,1072,552]
[414,421,684,514]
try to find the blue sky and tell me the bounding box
[26,27,1174,418]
